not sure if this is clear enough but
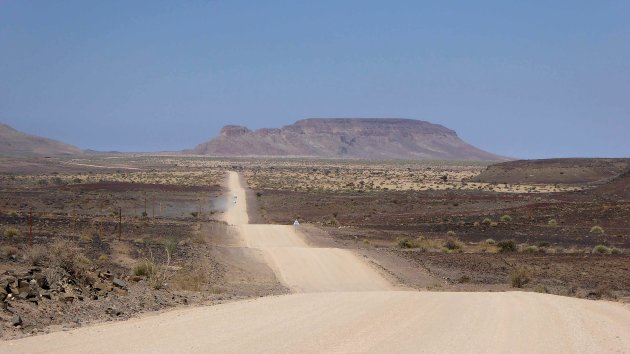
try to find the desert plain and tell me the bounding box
[0,155,628,352]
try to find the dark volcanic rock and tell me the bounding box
[190,118,504,160]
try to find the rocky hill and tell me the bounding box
[190,118,504,160]
[0,123,82,156]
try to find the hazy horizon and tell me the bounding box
[1,1,629,158]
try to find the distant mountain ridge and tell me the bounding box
[0,123,82,156]
[190,118,504,160]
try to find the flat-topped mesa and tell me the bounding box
[288,118,457,137]
[219,125,252,137]
[191,118,504,160]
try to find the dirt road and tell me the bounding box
[4,171,630,353]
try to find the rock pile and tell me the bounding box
[1,268,135,327]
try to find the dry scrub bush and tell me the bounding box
[80,230,94,241]
[162,238,178,256]
[135,246,173,290]
[443,237,463,251]
[510,267,532,288]
[134,259,156,277]
[548,219,558,227]
[398,236,442,251]
[148,265,170,290]
[497,240,517,252]
[25,245,48,265]
[4,227,20,238]
[1,245,19,258]
[522,245,540,253]
[592,245,611,254]
[500,215,512,222]
[590,226,604,234]
[49,239,94,285]
[398,238,417,249]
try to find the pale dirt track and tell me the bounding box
[4,171,630,353]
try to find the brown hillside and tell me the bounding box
[0,123,82,157]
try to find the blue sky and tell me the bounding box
[1,0,629,157]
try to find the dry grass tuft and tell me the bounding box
[510,266,532,288]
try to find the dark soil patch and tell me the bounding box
[68,182,220,193]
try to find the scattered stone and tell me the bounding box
[28,267,42,274]
[106,307,123,316]
[112,278,127,289]
[12,314,22,326]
